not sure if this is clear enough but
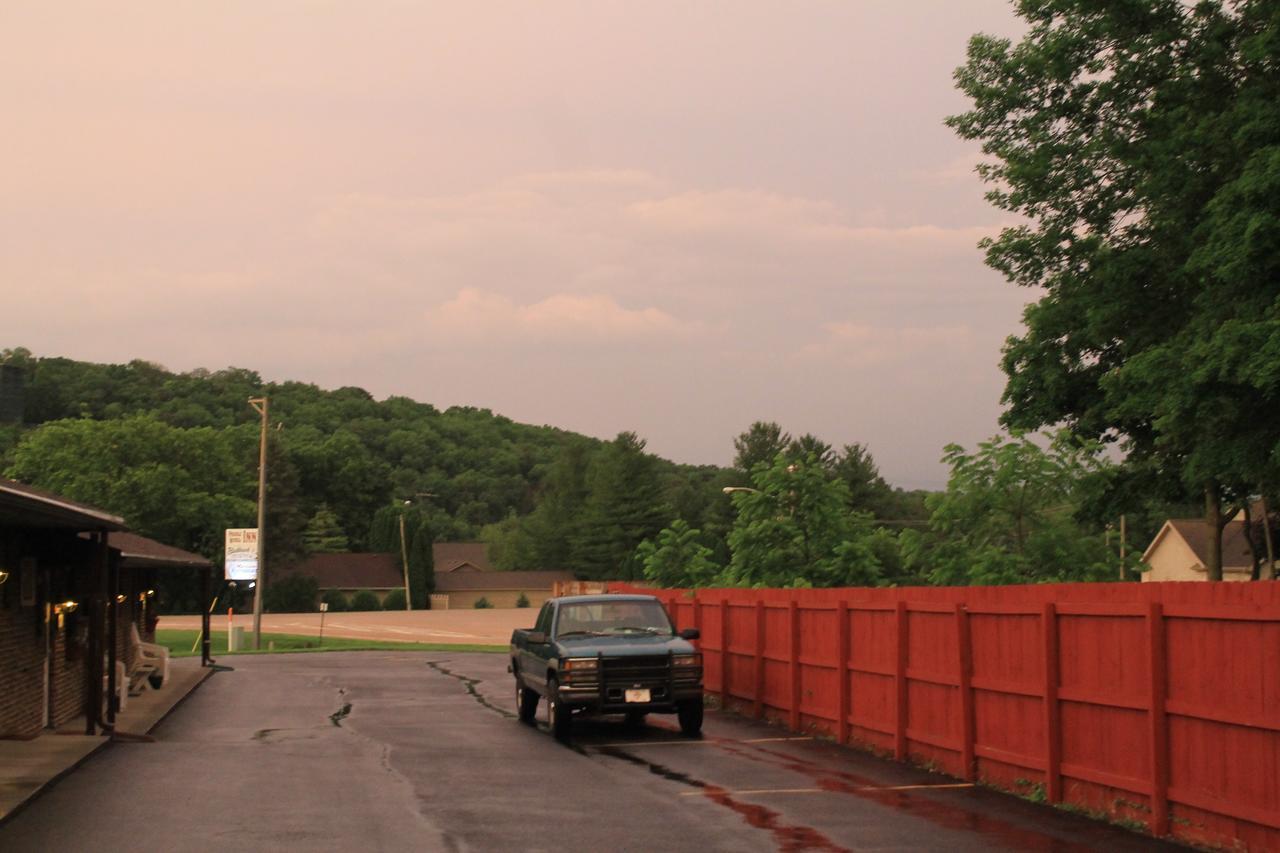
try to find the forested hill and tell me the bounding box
[0,349,930,601]
[0,349,731,566]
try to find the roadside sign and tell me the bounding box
[320,602,329,612]
[224,528,259,581]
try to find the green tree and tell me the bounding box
[733,421,791,475]
[833,443,893,516]
[901,432,1117,586]
[320,588,349,612]
[407,518,434,607]
[722,454,881,588]
[349,590,381,611]
[637,520,721,588]
[382,588,407,611]
[570,432,669,580]
[302,504,349,553]
[948,0,1280,578]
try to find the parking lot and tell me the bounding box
[0,651,1179,852]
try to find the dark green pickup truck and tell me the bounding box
[509,594,704,740]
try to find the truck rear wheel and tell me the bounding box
[516,680,538,724]
[547,676,572,741]
[677,699,703,737]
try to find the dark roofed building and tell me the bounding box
[432,542,493,573]
[285,552,404,600]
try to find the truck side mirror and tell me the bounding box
[679,627,700,641]
[526,631,547,645]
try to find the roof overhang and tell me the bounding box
[0,482,126,531]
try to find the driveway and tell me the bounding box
[0,652,1180,852]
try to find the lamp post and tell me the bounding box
[248,396,269,650]
[397,493,437,611]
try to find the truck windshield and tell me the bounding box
[555,601,674,638]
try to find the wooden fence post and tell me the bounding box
[956,603,975,781]
[691,590,701,641]
[837,600,850,745]
[720,598,731,708]
[754,600,766,718]
[895,600,908,761]
[1042,603,1062,803]
[789,599,801,730]
[1148,602,1170,837]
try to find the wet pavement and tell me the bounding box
[0,651,1182,852]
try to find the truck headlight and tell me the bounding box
[562,658,598,672]
[673,654,702,668]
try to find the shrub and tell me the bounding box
[263,575,319,613]
[473,596,494,609]
[350,589,382,611]
[382,588,407,611]
[515,593,530,608]
[320,588,349,612]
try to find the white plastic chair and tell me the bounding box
[128,623,169,689]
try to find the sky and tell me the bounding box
[1,1,1029,489]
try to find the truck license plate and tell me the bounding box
[624,688,651,703]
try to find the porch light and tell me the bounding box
[0,569,8,585]
[115,594,127,604]
[53,600,78,614]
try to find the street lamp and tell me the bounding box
[397,493,437,611]
[722,486,761,495]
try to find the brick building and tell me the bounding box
[0,478,125,738]
[0,480,214,740]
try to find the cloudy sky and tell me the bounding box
[2,1,1029,488]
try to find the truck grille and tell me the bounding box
[602,655,670,687]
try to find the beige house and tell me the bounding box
[1141,518,1257,581]
[433,569,575,609]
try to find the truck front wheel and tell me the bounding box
[677,699,703,737]
[547,675,572,741]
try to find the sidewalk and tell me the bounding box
[0,657,213,825]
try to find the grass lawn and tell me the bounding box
[155,629,505,658]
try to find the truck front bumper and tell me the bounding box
[556,683,703,713]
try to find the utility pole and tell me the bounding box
[249,397,269,649]
[398,509,413,610]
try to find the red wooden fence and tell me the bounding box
[608,581,1280,851]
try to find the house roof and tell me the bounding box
[287,552,404,589]
[0,477,127,531]
[434,570,575,592]
[433,541,493,573]
[1145,519,1254,571]
[108,532,212,570]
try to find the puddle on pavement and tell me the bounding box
[714,741,1100,853]
[594,744,846,852]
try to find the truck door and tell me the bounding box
[522,602,554,691]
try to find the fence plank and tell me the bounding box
[789,599,801,730]
[895,600,908,761]
[837,600,850,746]
[1148,602,1170,838]
[754,600,766,719]
[956,604,975,781]
[1043,602,1062,803]
[720,598,730,706]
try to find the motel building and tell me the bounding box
[0,478,212,741]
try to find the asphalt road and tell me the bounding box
[0,652,1180,852]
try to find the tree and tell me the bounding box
[833,443,893,516]
[786,434,835,469]
[264,574,319,613]
[570,433,669,580]
[900,432,1117,586]
[948,0,1280,577]
[303,504,349,553]
[733,421,791,475]
[722,454,881,588]
[407,517,435,607]
[637,520,721,588]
